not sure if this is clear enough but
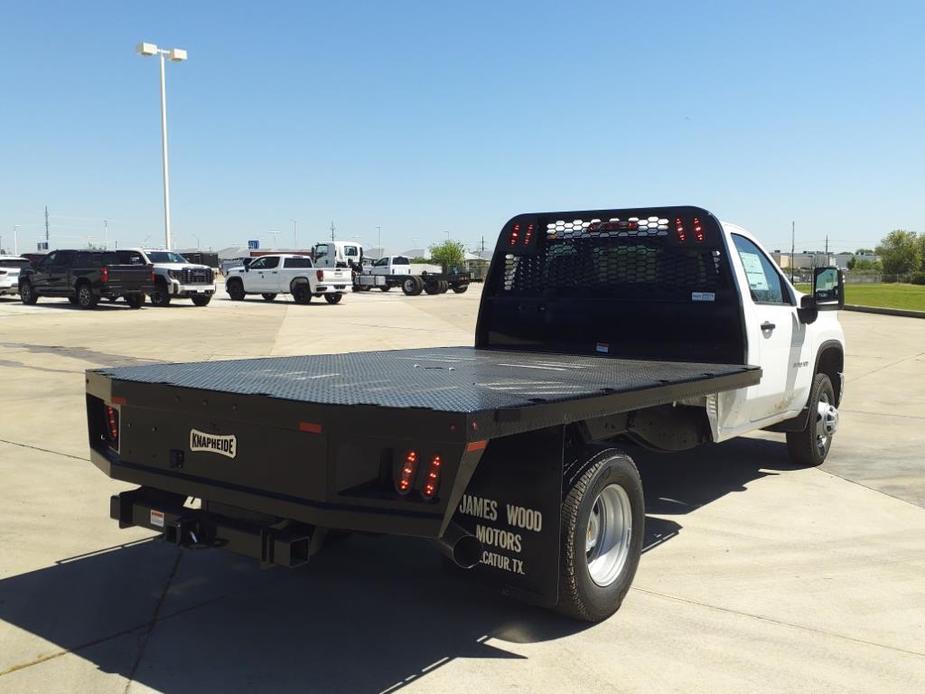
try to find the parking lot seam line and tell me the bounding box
[631,586,925,658]
[849,351,925,384]
[122,549,184,693]
[837,408,925,421]
[0,438,87,462]
[0,593,224,678]
[816,467,924,510]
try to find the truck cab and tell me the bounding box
[369,255,412,276]
[312,242,364,271]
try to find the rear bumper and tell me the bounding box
[111,487,315,567]
[313,285,348,293]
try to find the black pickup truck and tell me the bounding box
[20,249,155,309]
[85,205,800,622]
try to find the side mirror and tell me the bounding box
[812,266,844,311]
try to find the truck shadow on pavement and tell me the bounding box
[0,436,794,693]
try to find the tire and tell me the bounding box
[438,280,449,294]
[261,293,277,302]
[786,373,838,467]
[402,276,423,296]
[226,280,245,301]
[424,280,442,295]
[556,449,645,622]
[452,283,469,294]
[150,282,172,307]
[292,282,312,304]
[125,294,145,309]
[379,286,391,292]
[20,281,38,305]
[191,294,212,307]
[324,293,343,304]
[76,283,99,309]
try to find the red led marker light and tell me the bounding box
[509,223,521,246]
[674,217,687,242]
[397,450,418,495]
[466,440,488,453]
[693,217,704,242]
[422,454,442,499]
[523,224,534,245]
[298,421,323,434]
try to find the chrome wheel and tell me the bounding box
[815,392,839,454]
[586,484,633,587]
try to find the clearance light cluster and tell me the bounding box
[674,217,687,242]
[509,223,535,247]
[693,217,705,242]
[675,217,706,243]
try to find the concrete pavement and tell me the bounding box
[0,290,923,693]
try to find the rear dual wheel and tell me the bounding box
[556,450,644,622]
[401,276,423,296]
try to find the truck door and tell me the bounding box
[730,234,804,422]
[47,250,74,296]
[245,256,276,292]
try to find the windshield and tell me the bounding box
[146,251,188,263]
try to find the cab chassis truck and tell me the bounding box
[86,206,844,621]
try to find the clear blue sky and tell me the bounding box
[1,1,923,255]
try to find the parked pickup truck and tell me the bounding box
[0,255,31,297]
[354,255,471,295]
[85,206,844,622]
[21,249,154,309]
[118,248,215,307]
[224,253,349,304]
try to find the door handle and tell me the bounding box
[760,321,776,332]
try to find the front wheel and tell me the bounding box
[786,373,838,467]
[191,294,212,307]
[324,293,343,304]
[20,281,38,305]
[556,450,645,622]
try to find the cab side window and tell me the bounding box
[732,235,789,305]
[262,256,280,269]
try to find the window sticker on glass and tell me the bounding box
[740,252,769,291]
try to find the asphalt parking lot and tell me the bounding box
[0,286,923,693]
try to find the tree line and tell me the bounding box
[874,230,925,282]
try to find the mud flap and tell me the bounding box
[450,426,563,607]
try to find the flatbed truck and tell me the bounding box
[85,205,845,621]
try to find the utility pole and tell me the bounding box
[45,205,50,247]
[104,219,109,249]
[291,219,298,248]
[13,225,19,255]
[330,220,335,241]
[376,225,381,253]
[790,221,795,283]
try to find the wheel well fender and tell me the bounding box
[815,341,844,406]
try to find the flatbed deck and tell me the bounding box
[98,347,759,434]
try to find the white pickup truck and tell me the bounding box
[0,255,31,297]
[224,254,349,304]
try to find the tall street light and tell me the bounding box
[137,41,188,250]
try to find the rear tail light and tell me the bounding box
[692,217,705,242]
[421,454,442,499]
[100,266,110,283]
[674,218,687,242]
[396,450,418,495]
[509,223,521,246]
[104,404,119,450]
[316,270,324,281]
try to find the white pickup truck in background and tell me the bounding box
[224,254,349,304]
[0,255,31,297]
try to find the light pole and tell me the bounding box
[12,225,19,255]
[291,219,298,248]
[137,42,188,250]
[376,225,381,254]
